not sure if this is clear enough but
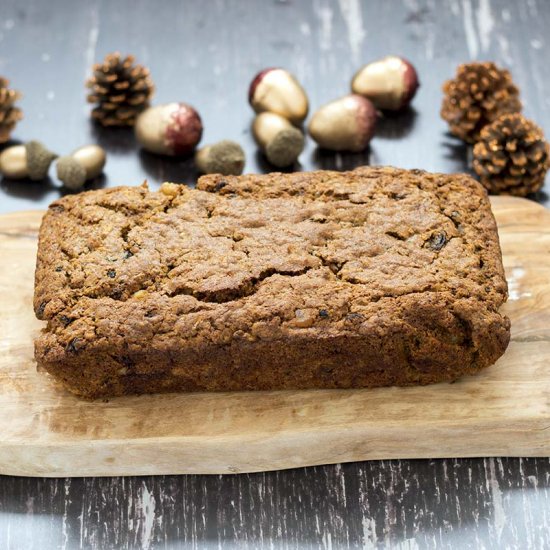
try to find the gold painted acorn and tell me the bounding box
[308,94,377,152]
[0,141,57,180]
[248,68,309,124]
[56,145,106,190]
[135,103,203,156]
[252,112,305,167]
[351,56,419,111]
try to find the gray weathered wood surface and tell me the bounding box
[1,0,549,547]
[1,458,550,549]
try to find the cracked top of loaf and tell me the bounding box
[34,166,508,359]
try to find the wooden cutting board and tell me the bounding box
[1,196,549,477]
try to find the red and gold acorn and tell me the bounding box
[248,68,309,125]
[308,94,377,152]
[351,56,419,111]
[135,103,203,156]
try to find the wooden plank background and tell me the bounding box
[0,0,549,547]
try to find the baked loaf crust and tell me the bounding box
[34,167,510,398]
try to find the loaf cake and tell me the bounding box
[34,167,510,398]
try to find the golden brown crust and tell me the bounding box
[34,167,510,398]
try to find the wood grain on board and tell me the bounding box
[0,196,549,478]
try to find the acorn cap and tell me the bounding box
[25,140,57,181]
[195,140,245,175]
[265,127,304,167]
[56,156,86,190]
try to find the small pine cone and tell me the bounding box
[86,52,154,127]
[473,113,549,196]
[0,77,23,143]
[441,62,521,143]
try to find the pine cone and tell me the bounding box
[473,113,549,196]
[86,52,154,127]
[441,62,521,143]
[0,77,23,143]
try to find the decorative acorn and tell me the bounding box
[248,68,309,124]
[0,77,23,143]
[135,103,203,156]
[441,62,521,143]
[195,140,245,175]
[308,95,377,152]
[56,145,106,190]
[351,56,419,111]
[0,141,57,180]
[473,113,549,196]
[86,52,154,127]
[252,112,304,167]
